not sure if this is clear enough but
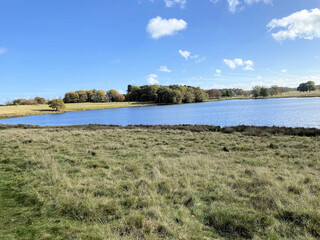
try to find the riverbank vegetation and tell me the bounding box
[0,102,155,119]
[3,81,319,106]
[0,125,319,239]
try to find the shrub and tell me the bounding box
[49,99,66,111]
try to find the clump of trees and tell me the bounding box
[206,88,250,99]
[297,81,317,92]
[252,86,269,98]
[9,97,47,106]
[49,99,65,111]
[63,89,125,103]
[126,85,208,104]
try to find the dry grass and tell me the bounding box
[0,126,319,239]
[272,91,320,98]
[0,102,156,119]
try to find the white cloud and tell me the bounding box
[0,48,7,55]
[159,66,172,72]
[267,8,320,42]
[179,50,205,63]
[243,60,254,71]
[113,59,120,64]
[164,0,186,8]
[223,58,255,71]
[146,74,159,84]
[179,50,191,60]
[281,69,287,73]
[227,0,241,13]
[147,16,187,39]
[211,0,272,13]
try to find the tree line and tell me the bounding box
[206,81,318,99]
[5,81,318,109]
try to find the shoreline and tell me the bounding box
[1,93,320,120]
[1,124,320,136]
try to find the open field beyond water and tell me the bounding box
[0,102,156,119]
[0,125,320,239]
[1,91,320,120]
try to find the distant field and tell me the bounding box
[0,125,319,239]
[0,102,156,119]
[273,91,320,98]
[1,91,320,120]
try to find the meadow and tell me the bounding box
[0,125,319,239]
[0,102,156,119]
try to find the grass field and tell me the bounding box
[0,102,156,119]
[0,125,319,239]
[215,90,320,100]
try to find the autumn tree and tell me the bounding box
[63,92,79,103]
[76,90,88,102]
[49,99,66,111]
[34,97,46,104]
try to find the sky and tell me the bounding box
[0,0,320,103]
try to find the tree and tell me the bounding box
[64,92,79,103]
[252,86,261,98]
[298,81,317,92]
[76,90,88,102]
[49,99,66,111]
[126,85,141,101]
[183,91,195,103]
[194,87,208,102]
[26,99,37,105]
[269,86,282,96]
[260,87,269,97]
[107,89,121,102]
[206,89,222,99]
[34,97,46,105]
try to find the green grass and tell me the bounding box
[0,126,320,239]
[0,102,156,119]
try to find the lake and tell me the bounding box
[1,97,320,128]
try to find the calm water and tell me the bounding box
[1,98,320,128]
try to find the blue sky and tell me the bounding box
[0,0,320,103]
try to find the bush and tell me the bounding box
[49,99,66,111]
[34,97,47,105]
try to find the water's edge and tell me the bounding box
[1,124,320,136]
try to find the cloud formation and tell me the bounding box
[211,0,271,13]
[179,50,205,63]
[224,58,255,71]
[164,0,186,8]
[147,16,187,39]
[146,74,159,84]
[267,8,320,42]
[159,66,172,72]
[179,50,191,60]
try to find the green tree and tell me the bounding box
[76,90,88,102]
[298,81,317,92]
[252,86,261,98]
[194,87,208,102]
[260,87,269,97]
[49,99,66,111]
[63,92,79,103]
